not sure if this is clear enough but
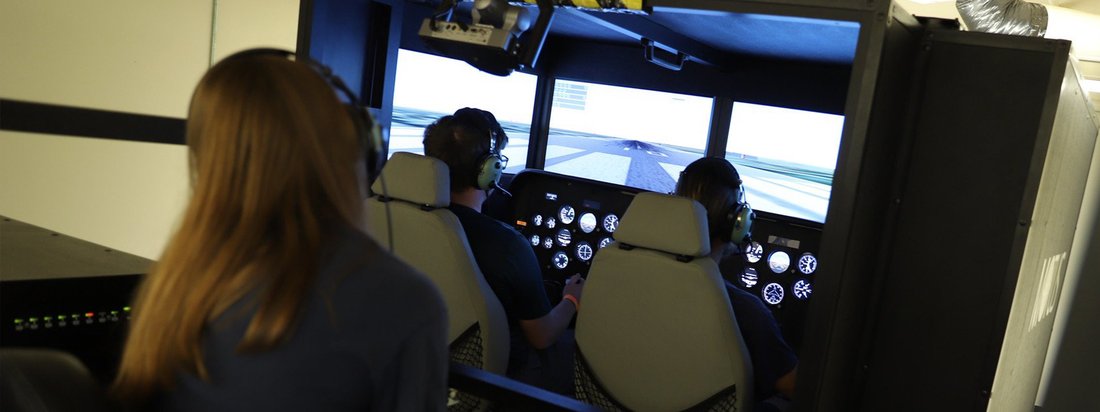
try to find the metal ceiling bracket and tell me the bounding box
[641,38,687,70]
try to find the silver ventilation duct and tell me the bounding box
[956,0,1049,37]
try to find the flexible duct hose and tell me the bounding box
[956,0,1048,37]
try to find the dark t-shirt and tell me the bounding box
[160,227,449,412]
[447,204,553,376]
[724,280,798,402]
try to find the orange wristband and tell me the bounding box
[562,294,580,311]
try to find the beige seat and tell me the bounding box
[365,152,508,378]
[574,192,753,412]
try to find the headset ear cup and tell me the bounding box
[365,110,385,183]
[476,154,503,190]
[729,203,754,244]
[347,105,385,186]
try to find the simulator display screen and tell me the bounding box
[544,80,712,194]
[391,49,536,174]
[725,102,844,223]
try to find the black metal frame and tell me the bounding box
[448,363,601,411]
[296,2,1089,411]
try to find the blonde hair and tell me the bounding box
[113,53,364,402]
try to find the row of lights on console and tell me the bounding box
[12,307,131,332]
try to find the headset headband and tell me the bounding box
[221,48,387,192]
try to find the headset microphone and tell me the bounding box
[473,120,507,191]
[493,182,513,197]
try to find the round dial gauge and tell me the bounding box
[552,251,570,269]
[762,283,785,305]
[578,213,597,233]
[532,215,543,227]
[530,235,540,247]
[602,214,619,233]
[575,242,593,262]
[559,206,576,225]
[768,251,791,274]
[546,217,557,229]
[793,280,813,300]
[599,237,613,249]
[741,267,759,288]
[745,241,764,263]
[556,229,572,247]
[797,253,818,275]
[542,238,553,249]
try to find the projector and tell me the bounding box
[418,20,521,76]
[418,0,552,76]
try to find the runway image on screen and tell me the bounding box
[389,49,536,174]
[543,80,710,195]
[725,102,844,223]
[390,49,844,223]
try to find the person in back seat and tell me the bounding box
[112,50,447,411]
[676,157,798,410]
[423,108,582,394]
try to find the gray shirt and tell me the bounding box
[160,227,448,411]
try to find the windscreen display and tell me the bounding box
[545,80,711,194]
[725,102,844,223]
[391,49,536,174]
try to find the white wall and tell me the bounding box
[988,64,1100,412]
[0,1,211,117]
[1034,128,1100,412]
[210,0,300,64]
[0,0,298,260]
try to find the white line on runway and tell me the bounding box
[545,146,584,160]
[658,162,688,183]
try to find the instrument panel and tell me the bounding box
[721,211,822,349]
[490,170,823,350]
[494,171,635,291]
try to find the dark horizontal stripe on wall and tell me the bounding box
[0,99,185,145]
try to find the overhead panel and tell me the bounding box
[649,11,860,64]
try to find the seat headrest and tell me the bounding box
[615,192,711,258]
[371,152,450,207]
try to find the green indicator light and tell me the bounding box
[43,316,53,321]
[59,314,66,319]
[14,319,22,324]
[123,306,131,312]
[110,311,118,315]
[28,317,38,322]
[71,314,80,320]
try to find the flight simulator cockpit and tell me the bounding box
[388,42,842,350]
[4,0,1093,409]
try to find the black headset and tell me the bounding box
[221,48,386,189]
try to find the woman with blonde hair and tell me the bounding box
[112,50,447,411]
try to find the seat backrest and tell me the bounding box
[575,192,753,412]
[366,152,509,375]
[1,348,111,412]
